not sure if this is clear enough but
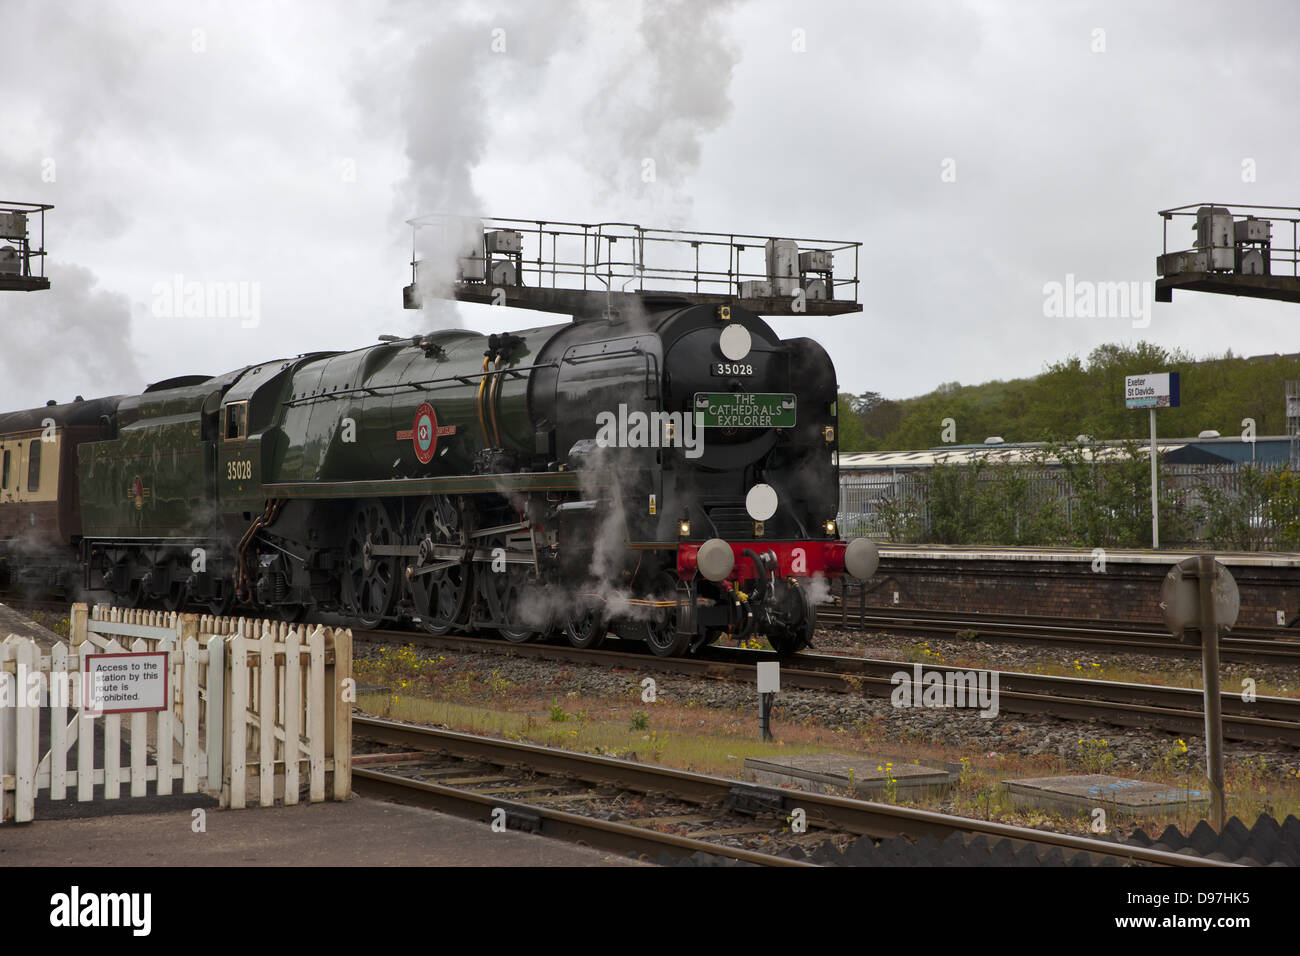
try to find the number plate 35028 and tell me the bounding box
[710,362,753,376]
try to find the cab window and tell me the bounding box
[27,440,41,492]
[1,448,9,489]
[224,402,249,441]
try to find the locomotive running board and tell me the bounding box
[263,471,607,499]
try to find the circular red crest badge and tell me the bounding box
[413,402,437,464]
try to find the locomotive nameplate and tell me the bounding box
[693,392,796,428]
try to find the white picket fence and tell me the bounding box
[0,604,352,823]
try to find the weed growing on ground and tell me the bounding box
[1078,737,1115,773]
[1159,738,1189,776]
[958,755,974,787]
[876,761,898,802]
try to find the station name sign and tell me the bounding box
[1125,372,1180,410]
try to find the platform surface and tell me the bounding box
[0,602,63,647]
[0,797,646,867]
[877,545,1300,568]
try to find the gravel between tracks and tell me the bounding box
[357,633,1300,780]
[814,625,1300,696]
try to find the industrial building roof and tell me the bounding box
[838,436,1291,470]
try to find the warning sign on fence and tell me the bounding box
[82,653,168,714]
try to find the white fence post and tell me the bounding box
[259,624,275,808]
[128,637,148,798]
[102,637,123,800]
[15,638,36,822]
[283,628,301,806]
[182,637,200,794]
[206,634,224,798]
[49,642,69,800]
[332,627,352,800]
[0,638,14,822]
[308,627,325,803]
[228,633,247,810]
[77,642,95,802]
[70,602,88,650]
[156,631,175,797]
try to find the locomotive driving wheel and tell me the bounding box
[408,495,472,636]
[563,603,607,650]
[642,572,693,658]
[121,556,150,609]
[276,601,308,624]
[342,501,399,628]
[207,590,235,618]
[161,578,187,613]
[764,579,815,658]
[478,532,537,643]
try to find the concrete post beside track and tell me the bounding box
[1197,554,1226,830]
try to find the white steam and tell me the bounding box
[579,0,743,222]
[804,571,834,606]
[397,0,747,324]
[0,262,141,405]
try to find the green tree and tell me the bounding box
[835,392,869,452]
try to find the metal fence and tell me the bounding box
[838,460,1294,548]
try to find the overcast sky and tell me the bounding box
[2,0,1298,413]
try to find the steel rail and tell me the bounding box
[823,602,1300,639]
[818,607,1300,666]
[353,716,1234,867]
[351,768,813,867]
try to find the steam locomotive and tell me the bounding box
[0,220,879,656]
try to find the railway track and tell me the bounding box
[8,596,1297,745]
[352,715,1232,867]
[354,628,1300,747]
[818,605,1300,667]
[823,600,1300,639]
[10,594,1296,666]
